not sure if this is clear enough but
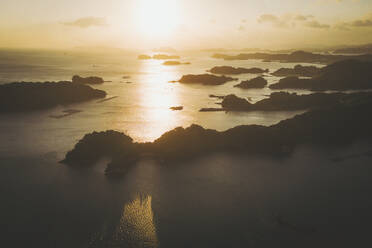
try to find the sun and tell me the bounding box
[137,0,180,38]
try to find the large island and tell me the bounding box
[174,74,237,85]
[269,60,372,91]
[62,92,372,175]
[208,66,269,75]
[213,50,372,64]
[0,81,106,112]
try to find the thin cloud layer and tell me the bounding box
[258,13,329,29]
[335,13,372,30]
[305,20,330,29]
[62,17,107,28]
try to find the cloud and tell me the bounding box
[334,22,351,31]
[257,14,289,28]
[334,13,372,30]
[258,14,279,24]
[294,15,314,21]
[258,13,329,29]
[304,20,330,29]
[351,19,372,27]
[62,17,107,28]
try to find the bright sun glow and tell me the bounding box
[137,0,180,38]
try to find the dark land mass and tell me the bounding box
[138,54,181,60]
[220,92,372,111]
[0,81,106,113]
[212,50,372,64]
[209,94,225,99]
[199,108,226,112]
[170,106,184,111]
[163,61,190,66]
[163,61,181,66]
[62,92,372,175]
[333,44,372,54]
[234,77,268,89]
[175,74,237,85]
[153,54,180,60]
[271,65,322,77]
[72,75,104,85]
[269,60,372,91]
[138,54,152,60]
[208,66,268,75]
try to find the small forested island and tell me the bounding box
[219,91,372,111]
[153,54,180,60]
[72,75,104,84]
[269,60,372,91]
[333,43,372,54]
[208,66,269,75]
[138,54,152,60]
[271,65,321,77]
[170,106,184,111]
[62,92,372,175]
[163,61,181,66]
[174,74,237,85]
[163,61,190,66]
[0,81,106,112]
[212,50,372,64]
[138,54,181,60]
[234,77,268,89]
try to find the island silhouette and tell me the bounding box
[270,60,372,91]
[0,81,106,112]
[208,66,269,75]
[62,92,372,175]
[173,74,237,85]
[213,50,372,64]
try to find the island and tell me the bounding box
[333,43,372,54]
[212,50,372,64]
[163,61,190,66]
[219,92,372,111]
[138,54,152,60]
[271,65,322,77]
[170,106,183,111]
[234,77,268,89]
[153,54,180,60]
[138,54,181,60]
[163,61,181,66]
[174,74,237,86]
[0,81,106,113]
[208,66,269,75]
[72,75,104,85]
[269,59,372,91]
[62,92,372,175]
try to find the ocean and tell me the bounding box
[1,49,372,247]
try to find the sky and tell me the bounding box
[0,0,372,50]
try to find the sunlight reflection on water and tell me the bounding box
[114,195,158,247]
[135,60,182,140]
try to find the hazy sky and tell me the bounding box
[1,0,372,50]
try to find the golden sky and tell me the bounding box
[0,0,372,50]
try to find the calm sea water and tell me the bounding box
[0,49,312,156]
[1,49,372,247]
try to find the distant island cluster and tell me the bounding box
[138,53,191,66]
[59,51,372,175]
[62,93,372,175]
[2,49,372,176]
